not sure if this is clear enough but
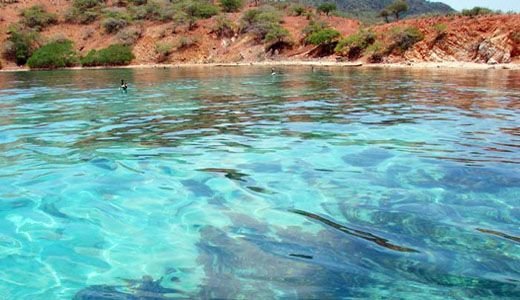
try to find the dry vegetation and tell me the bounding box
[0,0,518,69]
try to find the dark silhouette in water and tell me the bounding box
[74,276,182,299]
[120,79,128,92]
[476,228,520,243]
[290,209,419,253]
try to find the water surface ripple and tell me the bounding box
[0,67,519,299]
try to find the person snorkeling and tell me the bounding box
[120,79,128,92]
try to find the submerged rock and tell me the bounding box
[342,148,393,167]
[90,157,118,171]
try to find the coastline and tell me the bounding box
[1,61,519,73]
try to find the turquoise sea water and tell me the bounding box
[0,67,519,299]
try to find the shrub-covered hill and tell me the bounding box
[0,0,518,69]
[303,0,455,17]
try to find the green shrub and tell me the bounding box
[73,0,104,10]
[317,3,336,16]
[304,10,314,20]
[306,28,340,45]
[220,0,243,13]
[65,9,99,24]
[155,41,173,62]
[433,23,447,34]
[116,27,142,45]
[27,40,78,69]
[80,44,134,66]
[379,9,390,23]
[212,15,235,38]
[177,36,199,50]
[130,1,162,20]
[2,25,40,65]
[103,7,132,21]
[302,20,327,38]
[461,7,493,17]
[241,6,283,42]
[171,11,189,33]
[65,0,104,24]
[365,41,385,63]
[47,34,69,44]
[102,17,128,33]
[389,26,424,52]
[264,24,290,43]
[432,23,448,41]
[159,5,177,21]
[186,1,219,18]
[291,4,306,16]
[335,30,376,59]
[20,5,57,31]
[129,0,147,5]
[185,1,219,29]
[386,0,409,20]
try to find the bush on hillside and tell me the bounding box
[81,28,95,40]
[103,7,133,21]
[116,26,142,45]
[240,6,284,42]
[305,28,340,45]
[335,30,376,59]
[212,15,236,38]
[388,26,424,52]
[432,23,448,41]
[65,9,99,24]
[365,41,385,63]
[80,44,134,66]
[317,3,336,16]
[129,0,147,5]
[27,40,79,69]
[302,20,327,38]
[20,5,57,31]
[461,7,493,17]
[155,41,173,62]
[171,11,189,33]
[220,0,243,13]
[73,0,104,10]
[176,36,199,50]
[184,1,219,29]
[291,4,306,16]
[65,0,105,24]
[302,20,340,46]
[130,1,162,20]
[264,24,290,43]
[379,9,390,23]
[2,25,40,65]
[386,0,409,20]
[102,17,128,33]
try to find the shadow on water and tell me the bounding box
[290,209,419,253]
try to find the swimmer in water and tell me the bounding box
[271,68,276,75]
[120,79,128,91]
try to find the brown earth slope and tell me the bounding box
[0,1,518,68]
[372,14,520,64]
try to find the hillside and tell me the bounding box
[305,0,454,16]
[0,0,518,70]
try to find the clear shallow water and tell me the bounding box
[0,67,519,299]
